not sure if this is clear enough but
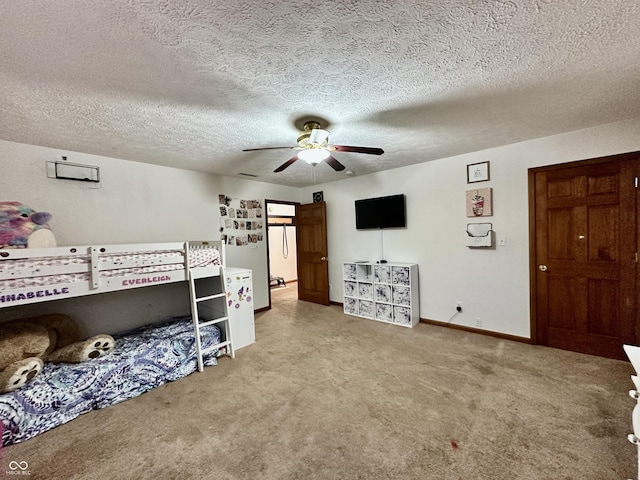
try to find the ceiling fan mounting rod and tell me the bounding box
[302,121,322,131]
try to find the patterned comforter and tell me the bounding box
[0,316,220,446]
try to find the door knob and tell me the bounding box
[321,256,328,261]
[538,264,548,272]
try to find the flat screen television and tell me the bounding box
[355,194,406,230]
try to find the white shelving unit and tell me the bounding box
[342,261,419,328]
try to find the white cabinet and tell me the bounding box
[225,267,255,350]
[342,262,419,328]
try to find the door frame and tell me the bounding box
[265,199,300,310]
[528,152,640,351]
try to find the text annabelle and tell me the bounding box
[0,287,70,303]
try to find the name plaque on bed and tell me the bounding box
[121,275,171,286]
[0,287,70,304]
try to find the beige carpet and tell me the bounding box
[1,286,636,479]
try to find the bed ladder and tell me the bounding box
[188,265,234,372]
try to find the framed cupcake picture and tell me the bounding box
[466,188,493,217]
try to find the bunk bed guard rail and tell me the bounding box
[0,241,225,307]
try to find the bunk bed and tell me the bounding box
[0,241,230,446]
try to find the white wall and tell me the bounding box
[1,140,222,245]
[0,140,300,335]
[300,118,640,339]
[268,225,298,283]
[215,177,300,308]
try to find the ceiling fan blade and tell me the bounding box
[243,146,295,152]
[324,155,345,171]
[329,145,384,155]
[274,155,299,172]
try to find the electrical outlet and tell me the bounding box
[475,317,482,327]
[456,301,463,312]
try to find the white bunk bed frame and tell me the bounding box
[625,344,640,480]
[0,240,233,368]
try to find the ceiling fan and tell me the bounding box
[242,120,384,172]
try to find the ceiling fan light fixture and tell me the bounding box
[298,148,330,164]
[309,128,329,144]
[247,119,380,173]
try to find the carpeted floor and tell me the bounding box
[1,286,636,479]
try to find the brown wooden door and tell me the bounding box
[296,201,330,305]
[531,152,639,360]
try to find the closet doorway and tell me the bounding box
[529,152,639,360]
[266,200,299,308]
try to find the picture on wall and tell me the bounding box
[467,161,490,183]
[219,195,264,246]
[466,187,493,217]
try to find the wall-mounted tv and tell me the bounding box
[355,194,406,230]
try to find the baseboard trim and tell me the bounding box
[320,302,532,344]
[420,318,532,344]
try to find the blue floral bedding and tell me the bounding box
[0,316,220,447]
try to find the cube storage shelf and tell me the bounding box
[342,261,419,328]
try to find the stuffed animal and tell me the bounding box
[0,201,57,248]
[0,314,115,394]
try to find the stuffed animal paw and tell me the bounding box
[0,315,115,393]
[0,357,44,393]
[46,334,115,363]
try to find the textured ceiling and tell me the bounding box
[1,1,640,187]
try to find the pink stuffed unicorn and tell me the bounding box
[0,202,57,248]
